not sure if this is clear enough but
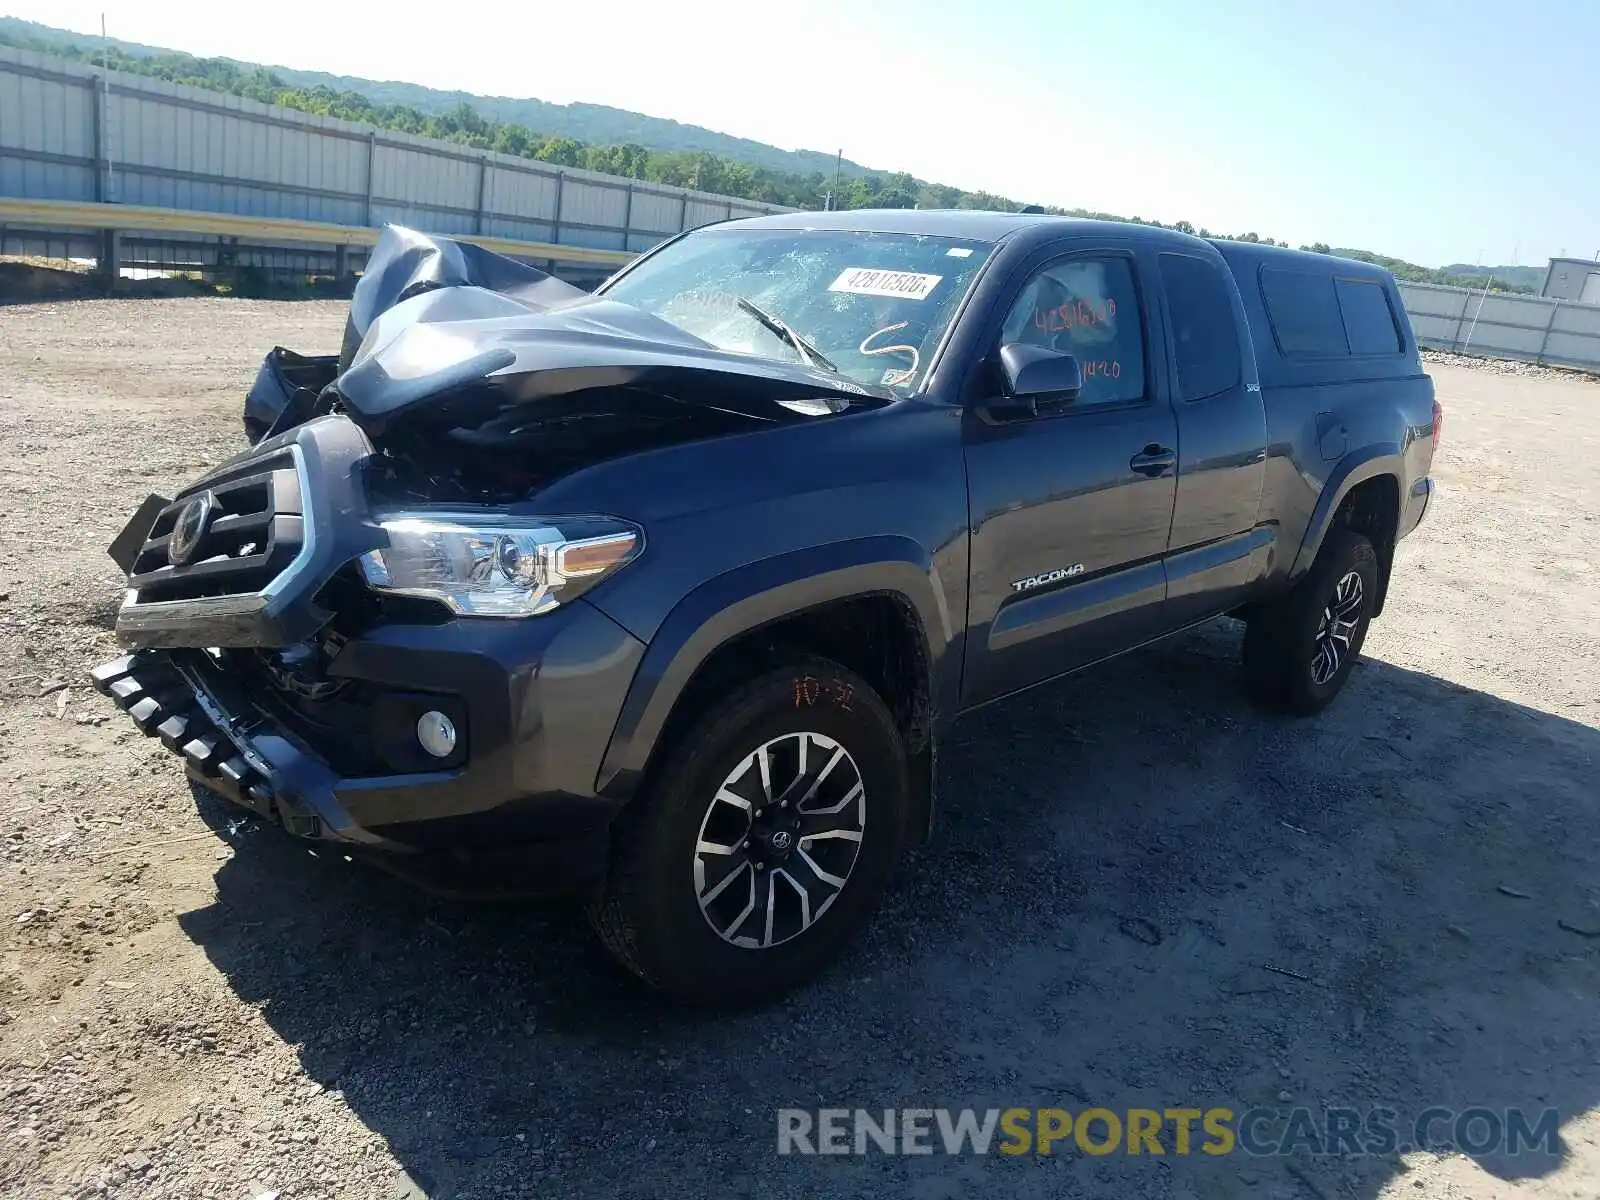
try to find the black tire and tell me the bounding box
[590,656,909,1004]
[1242,530,1377,716]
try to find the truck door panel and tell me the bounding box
[961,245,1178,707]
[1157,251,1271,625]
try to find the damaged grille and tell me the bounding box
[124,447,310,606]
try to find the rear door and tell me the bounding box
[960,240,1180,706]
[1158,250,1270,626]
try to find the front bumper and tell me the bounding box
[91,599,646,897]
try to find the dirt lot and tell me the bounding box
[0,299,1597,1200]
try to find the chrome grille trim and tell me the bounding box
[119,442,320,617]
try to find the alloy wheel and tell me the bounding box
[1311,569,1364,686]
[693,731,866,949]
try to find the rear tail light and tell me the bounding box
[1431,398,1444,449]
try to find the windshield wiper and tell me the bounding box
[734,296,838,374]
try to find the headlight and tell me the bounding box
[358,513,642,617]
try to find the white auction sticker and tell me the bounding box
[828,267,943,300]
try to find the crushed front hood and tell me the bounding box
[107,229,891,650]
[331,226,890,434]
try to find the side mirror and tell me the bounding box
[999,343,1083,401]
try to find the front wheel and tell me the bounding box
[1242,530,1377,715]
[590,657,909,1004]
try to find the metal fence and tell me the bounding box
[0,44,788,280]
[1398,280,1600,373]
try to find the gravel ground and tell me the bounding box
[1,298,1597,1200]
[1420,346,1600,383]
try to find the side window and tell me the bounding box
[1159,253,1242,401]
[1335,278,1402,355]
[1260,267,1349,357]
[999,257,1145,405]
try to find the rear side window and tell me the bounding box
[1260,268,1348,357]
[1335,278,1402,355]
[1159,253,1241,400]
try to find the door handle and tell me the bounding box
[1129,444,1177,476]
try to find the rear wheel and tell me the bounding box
[590,657,909,1004]
[1242,530,1377,715]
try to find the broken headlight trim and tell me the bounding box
[358,513,642,617]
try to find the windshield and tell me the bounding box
[599,228,995,391]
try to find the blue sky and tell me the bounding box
[7,0,1593,267]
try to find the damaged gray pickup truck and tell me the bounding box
[93,214,1439,1002]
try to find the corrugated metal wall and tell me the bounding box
[0,44,790,266]
[1398,280,1600,373]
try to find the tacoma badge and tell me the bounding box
[1010,563,1084,593]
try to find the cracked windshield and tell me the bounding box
[600,228,993,389]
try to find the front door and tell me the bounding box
[961,245,1179,706]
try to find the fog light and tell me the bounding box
[416,710,457,758]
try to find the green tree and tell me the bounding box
[441,101,486,137]
[492,124,532,157]
[535,137,585,168]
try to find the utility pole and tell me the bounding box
[832,149,842,211]
[100,13,115,199]
[1463,242,1516,353]
[97,11,120,287]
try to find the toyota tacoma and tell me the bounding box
[92,214,1440,1002]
